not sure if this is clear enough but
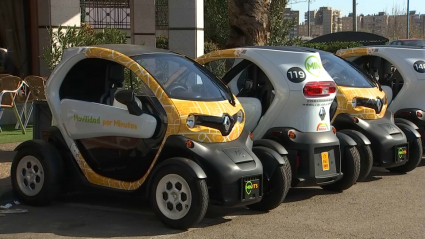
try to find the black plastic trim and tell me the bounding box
[253,139,288,155]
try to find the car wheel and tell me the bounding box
[150,165,208,229]
[387,138,423,173]
[248,156,291,211]
[356,144,373,181]
[321,146,360,192]
[11,140,63,206]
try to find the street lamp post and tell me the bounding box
[353,0,357,31]
[407,0,410,39]
[308,0,311,37]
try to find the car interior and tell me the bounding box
[352,56,404,104]
[220,60,276,132]
[60,58,168,181]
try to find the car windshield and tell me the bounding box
[319,52,375,88]
[132,53,232,102]
[402,40,425,47]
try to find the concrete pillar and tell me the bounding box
[37,0,81,76]
[130,0,156,47]
[168,0,204,58]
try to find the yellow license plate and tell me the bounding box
[321,152,329,171]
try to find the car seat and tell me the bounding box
[100,63,125,105]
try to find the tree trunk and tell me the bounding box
[227,0,270,48]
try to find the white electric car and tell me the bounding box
[11,44,290,229]
[196,46,360,192]
[337,45,425,150]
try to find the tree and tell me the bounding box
[227,0,270,47]
[42,23,127,71]
[205,0,229,48]
[268,0,301,46]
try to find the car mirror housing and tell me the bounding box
[115,90,143,116]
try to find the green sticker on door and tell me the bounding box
[305,55,322,77]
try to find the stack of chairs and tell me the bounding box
[0,74,47,134]
[0,74,26,134]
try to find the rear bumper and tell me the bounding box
[263,128,342,187]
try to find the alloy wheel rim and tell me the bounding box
[155,174,192,220]
[16,156,45,196]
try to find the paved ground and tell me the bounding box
[1,154,425,239]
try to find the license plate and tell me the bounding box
[321,152,330,171]
[396,146,408,161]
[242,178,260,201]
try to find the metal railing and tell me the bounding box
[80,0,130,29]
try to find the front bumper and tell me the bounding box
[394,108,425,127]
[170,130,264,207]
[333,113,409,168]
[263,128,342,187]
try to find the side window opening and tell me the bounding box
[353,56,405,100]
[60,58,110,103]
[222,60,275,116]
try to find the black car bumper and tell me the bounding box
[263,128,342,187]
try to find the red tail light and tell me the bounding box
[303,81,336,97]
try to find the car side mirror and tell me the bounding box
[115,90,143,116]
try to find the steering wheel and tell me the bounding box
[167,83,187,95]
[332,72,351,85]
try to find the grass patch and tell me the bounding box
[0,124,33,144]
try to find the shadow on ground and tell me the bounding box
[0,188,260,238]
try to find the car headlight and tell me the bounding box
[187,114,196,128]
[352,98,357,108]
[237,110,244,123]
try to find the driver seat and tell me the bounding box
[100,64,125,105]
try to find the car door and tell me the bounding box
[58,58,160,182]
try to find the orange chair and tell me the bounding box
[0,75,26,134]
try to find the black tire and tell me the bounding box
[248,156,291,211]
[150,165,209,230]
[321,146,360,192]
[11,140,63,206]
[356,144,373,181]
[387,138,423,173]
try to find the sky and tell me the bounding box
[287,0,424,23]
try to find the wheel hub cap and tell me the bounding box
[156,174,192,220]
[16,156,45,196]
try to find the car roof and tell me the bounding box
[86,44,172,56]
[394,38,424,41]
[242,46,319,53]
[349,44,425,49]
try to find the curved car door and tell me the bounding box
[58,58,161,182]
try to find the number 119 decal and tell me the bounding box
[287,67,307,83]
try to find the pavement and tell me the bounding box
[1,151,425,238]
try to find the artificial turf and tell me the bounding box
[0,124,33,144]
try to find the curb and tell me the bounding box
[0,152,15,163]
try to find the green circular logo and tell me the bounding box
[245,181,253,195]
[398,148,404,158]
[305,55,322,77]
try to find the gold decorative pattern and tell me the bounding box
[195,48,245,65]
[331,86,387,123]
[173,99,245,142]
[63,46,245,190]
[335,47,375,58]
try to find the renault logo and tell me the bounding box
[319,107,326,120]
[223,115,231,131]
[376,97,382,113]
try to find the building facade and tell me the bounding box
[0,0,204,78]
[284,8,300,39]
[301,7,342,37]
[298,23,323,37]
